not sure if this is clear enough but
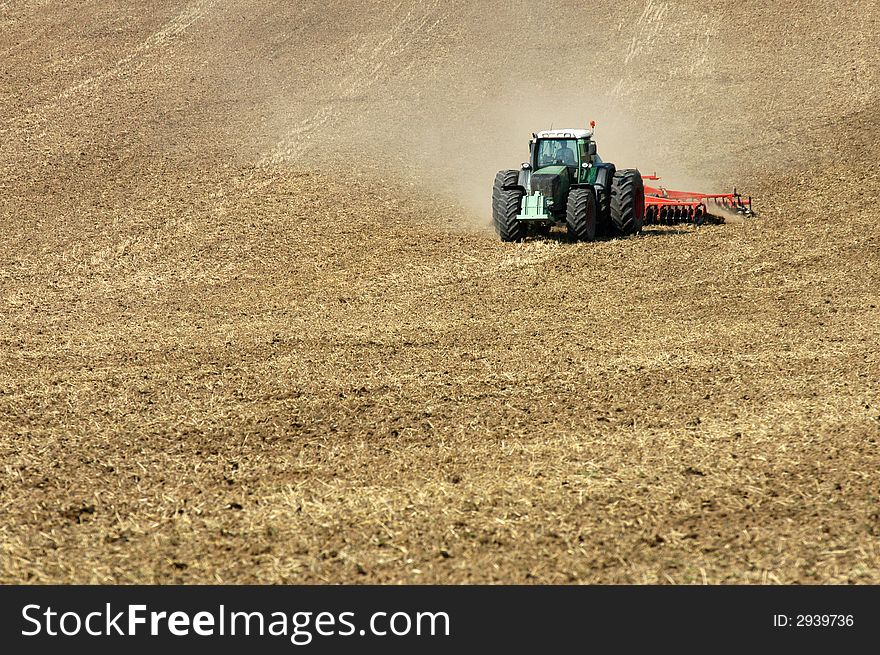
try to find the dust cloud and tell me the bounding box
[212,0,747,224]
[202,0,877,225]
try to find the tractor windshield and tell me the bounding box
[536,139,578,169]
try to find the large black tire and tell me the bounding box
[610,169,645,236]
[492,170,525,242]
[565,187,597,242]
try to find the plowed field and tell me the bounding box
[1,0,878,583]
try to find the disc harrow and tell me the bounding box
[642,174,754,226]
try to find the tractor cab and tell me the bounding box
[530,129,598,185]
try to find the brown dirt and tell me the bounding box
[1,0,878,584]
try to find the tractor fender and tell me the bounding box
[516,167,532,194]
[593,163,616,193]
[592,163,616,224]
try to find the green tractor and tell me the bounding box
[492,128,645,242]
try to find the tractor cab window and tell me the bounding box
[536,139,578,169]
[579,140,592,166]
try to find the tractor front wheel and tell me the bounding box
[492,170,525,242]
[610,169,645,236]
[566,188,597,242]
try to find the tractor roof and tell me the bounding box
[536,128,592,139]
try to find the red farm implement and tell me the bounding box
[642,174,754,226]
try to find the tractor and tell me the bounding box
[492,127,645,242]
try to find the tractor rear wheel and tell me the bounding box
[565,187,597,242]
[492,170,525,242]
[610,169,645,236]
